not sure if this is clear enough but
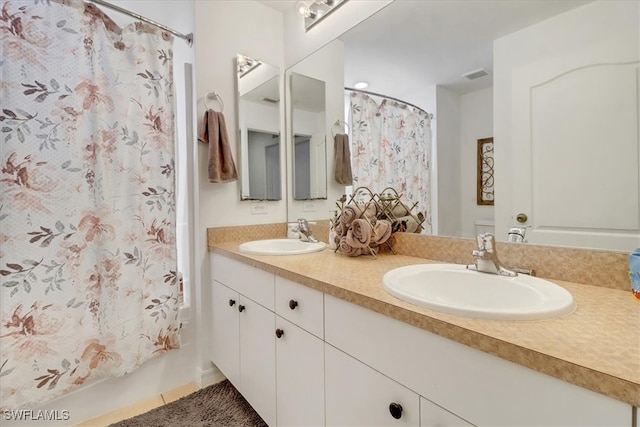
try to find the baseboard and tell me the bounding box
[197,363,225,388]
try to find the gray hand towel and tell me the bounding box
[334,133,353,185]
[198,109,238,183]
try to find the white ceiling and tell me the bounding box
[262,0,592,103]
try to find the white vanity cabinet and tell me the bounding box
[211,253,632,426]
[274,276,325,427]
[210,255,276,426]
[210,255,325,426]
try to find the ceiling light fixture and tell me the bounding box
[296,0,348,32]
[354,81,369,89]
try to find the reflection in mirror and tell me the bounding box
[290,72,327,200]
[284,0,639,251]
[236,54,282,200]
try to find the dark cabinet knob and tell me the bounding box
[389,402,403,419]
[288,299,298,310]
[275,328,284,338]
[238,304,245,312]
[228,299,236,307]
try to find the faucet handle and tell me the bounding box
[477,233,496,252]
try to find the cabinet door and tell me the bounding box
[420,397,474,427]
[211,280,240,387]
[276,317,324,427]
[239,297,276,427]
[325,344,419,427]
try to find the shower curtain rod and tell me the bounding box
[88,0,193,46]
[345,87,433,119]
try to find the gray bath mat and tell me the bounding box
[109,380,267,427]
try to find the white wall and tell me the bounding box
[435,86,462,237]
[4,2,198,425]
[193,0,285,391]
[196,1,286,229]
[460,87,494,238]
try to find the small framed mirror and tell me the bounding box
[236,54,282,200]
[290,72,327,200]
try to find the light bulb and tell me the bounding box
[296,1,310,16]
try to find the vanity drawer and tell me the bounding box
[211,254,274,311]
[275,276,324,339]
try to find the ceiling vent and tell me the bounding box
[463,68,489,80]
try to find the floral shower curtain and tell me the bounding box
[0,0,180,409]
[349,91,433,233]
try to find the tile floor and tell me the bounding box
[75,382,199,427]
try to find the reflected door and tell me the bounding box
[294,136,311,200]
[509,36,639,250]
[265,143,281,200]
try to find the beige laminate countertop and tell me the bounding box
[210,242,640,407]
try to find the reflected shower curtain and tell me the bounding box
[0,0,180,409]
[349,91,433,233]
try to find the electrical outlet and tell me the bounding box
[303,201,316,212]
[251,201,268,215]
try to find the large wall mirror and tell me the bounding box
[237,54,282,201]
[285,39,345,222]
[290,72,327,200]
[282,0,639,252]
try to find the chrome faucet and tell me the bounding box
[467,233,518,277]
[507,226,528,243]
[297,218,318,243]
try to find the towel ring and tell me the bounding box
[204,91,224,112]
[332,119,349,137]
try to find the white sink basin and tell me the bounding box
[383,263,575,320]
[239,239,326,256]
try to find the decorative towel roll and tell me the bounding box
[333,219,345,238]
[341,203,377,228]
[339,236,363,257]
[340,204,358,227]
[346,219,372,248]
[393,215,420,233]
[390,203,409,218]
[373,219,393,245]
[360,202,378,219]
[353,218,372,244]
